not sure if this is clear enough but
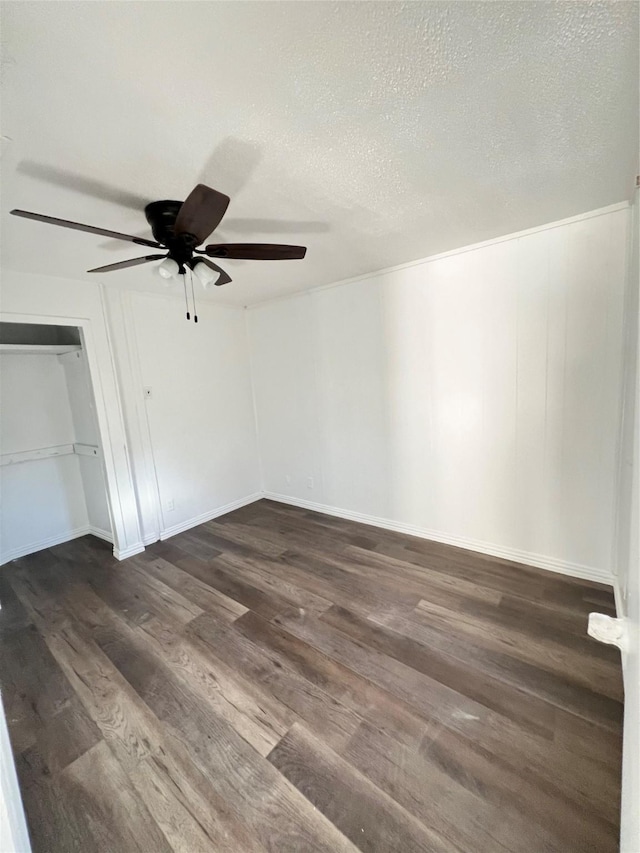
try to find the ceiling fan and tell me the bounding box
[10,184,307,319]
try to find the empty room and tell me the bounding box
[0,2,638,852]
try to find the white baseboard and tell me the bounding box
[160,493,264,541]
[85,524,145,562]
[113,542,146,561]
[263,492,614,586]
[88,526,113,544]
[0,525,117,565]
[0,526,93,565]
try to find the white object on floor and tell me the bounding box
[588,612,627,650]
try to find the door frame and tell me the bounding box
[0,309,145,560]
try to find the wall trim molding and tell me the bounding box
[248,202,630,309]
[160,493,264,540]
[263,492,615,586]
[0,525,117,565]
[113,542,146,560]
[89,526,113,544]
[1,526,93,565]
[613,574,622,617]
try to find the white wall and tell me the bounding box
[0,690,30,853]
[0,271,262,555]
[249,205,629,583]
[0,353,90,563]
[105,290,261,541]
[62,349,112,537]
[617,189,640,853]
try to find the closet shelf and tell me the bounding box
[0,344,81,355]
[1,443,100,466]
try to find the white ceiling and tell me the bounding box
[1,1,638,306]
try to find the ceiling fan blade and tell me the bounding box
[174,184,230,244]
[203,243,307,260]
[10,209,161,248]
[87,254,166,273]
[192,257,232,286]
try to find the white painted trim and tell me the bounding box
[614,576,625,619]
[160,493,263,540]
[104,289,164,542]
[263,492,614,586]
[89,526,113,544]
[247,201,631,308]
[0,526,93,565]
[0,343,80,355]
[0,444,75,466]
[113,542,146,560]
[0,691,31,853]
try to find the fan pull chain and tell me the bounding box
[190,269,198,323]
[182,273,190,320]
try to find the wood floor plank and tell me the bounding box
[141,616,288,756]
[0,572,33,635]
[0,620,76,752]
[319,603,557,739]
[17,693,101,780]
[126,751,265,853]
[268,722,460,853]
[1,500,623,852]
[189,612,362,751]
[274,607,621,818]
[86,608,360,852]
[374,608,623,731]
[132,552,247,622]
[174,550,295,620]
[206,549,334,617]
[60,740,173,853]
[414,596,623,699]
[342,720,569,853]
[233,609,431,747]
[273,607,532,734]
[419,724,618,852]
[18,736,173,853]
[39,618,279,851]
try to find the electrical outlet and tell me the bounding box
[166,499,175,512]
[307,476,314,489]
[285,475,292,485]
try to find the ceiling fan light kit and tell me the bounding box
[10,183,307,320]
[157,257,180,280]
[192,259,219,288]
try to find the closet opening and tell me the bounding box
[0,321,113,564]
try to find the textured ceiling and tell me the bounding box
[1,1,638,306]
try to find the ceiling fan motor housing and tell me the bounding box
[145,200,198,267]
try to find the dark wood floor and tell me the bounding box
[0,500,623,853]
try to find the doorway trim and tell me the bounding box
[0,310,145,561]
